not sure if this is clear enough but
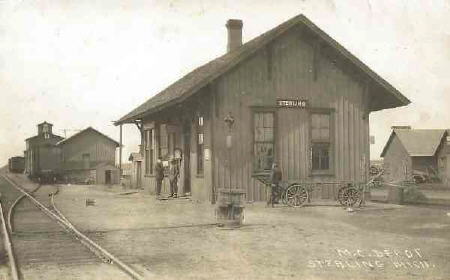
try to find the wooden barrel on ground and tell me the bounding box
[216,188,246,228]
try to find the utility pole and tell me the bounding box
[119,124,122,176]
[60,129,82,138]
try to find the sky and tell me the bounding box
[1,0,450,166]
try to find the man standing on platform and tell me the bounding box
[169,157,180,198]
[155,157,164,199]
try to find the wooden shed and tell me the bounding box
[436,131,450,186]
[381,127,448,183]
[115,14,410,202]
[57,127,120,184]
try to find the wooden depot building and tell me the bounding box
[115,14,410,202]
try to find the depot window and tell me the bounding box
[145,129,154,175]
[310,112,333,173]
[253,111,275,173]
[197,116,204,175]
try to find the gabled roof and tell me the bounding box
[38,121,53,126]
[25,134,64,141]
[380,129,447,157]
[56,127,120,147]
[115,14,410,125]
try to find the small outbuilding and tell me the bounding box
[57,127,120,184]
[436,132,450,185]
[381,127,449,183]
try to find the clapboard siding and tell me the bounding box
[61,132,117,170]
[210,27,370,201]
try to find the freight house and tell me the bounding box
[115,14,410,202]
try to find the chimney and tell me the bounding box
[226,19,243,52]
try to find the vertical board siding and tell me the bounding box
[211,28,370,201]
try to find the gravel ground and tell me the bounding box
[0,173,131,280]
[52,184,450,280]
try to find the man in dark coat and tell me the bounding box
[169,158,180,198]
[155,157,164,198]
[268,162,282,207]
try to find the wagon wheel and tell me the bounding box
[285,184,309,207]
[340,187,360,207]
[337,186,348,206]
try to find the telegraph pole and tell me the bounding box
[119,124,123,175]
[60,129,82,138]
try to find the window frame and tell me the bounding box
[252,108,277,175]
[196,115,204,176]
[439,156,446,169]
[144,128,154,176]
[158,125,168,159]
[309,108,334,176]
[168,132,176,157]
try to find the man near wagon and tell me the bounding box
[155,157,164,199]
[168,157,180,198]
[268,162,282,207]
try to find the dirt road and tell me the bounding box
[52,185,450,280]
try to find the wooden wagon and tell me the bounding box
[255,175,366,207]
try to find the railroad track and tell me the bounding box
[0,174,145,280]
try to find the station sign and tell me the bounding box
[276,99,307,108]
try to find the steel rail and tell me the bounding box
[2,175,145,280]
[0,199,20,280]
[7,183,42,233]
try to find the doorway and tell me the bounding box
[105,170,112,185]
[183,124,191,194]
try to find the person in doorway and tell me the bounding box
[169,158,180,198]
[155,157,164,198]
[268,162,282,207]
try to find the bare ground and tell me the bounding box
[50,184,450,280]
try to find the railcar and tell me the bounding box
[8,157,25,173]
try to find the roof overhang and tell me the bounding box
[115,14,411,125]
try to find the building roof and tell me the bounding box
[380,129,447,157]
[38,121,53,126]
[115,14,410,125]
[56,127,120,147]
[25,134,63,141]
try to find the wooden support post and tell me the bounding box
[119,124,123,176]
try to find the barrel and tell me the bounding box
[216,188,246,228]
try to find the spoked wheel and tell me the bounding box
[285,184,309,207]
[337,186,348,206]
[339,187,361,207]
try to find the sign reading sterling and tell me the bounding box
[276,99,307,108]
